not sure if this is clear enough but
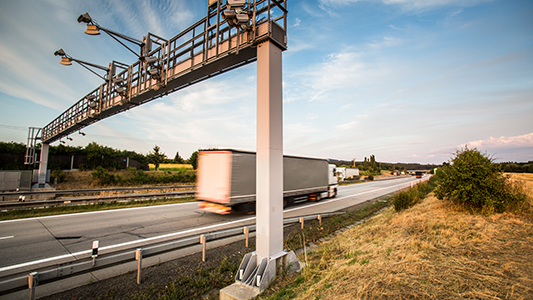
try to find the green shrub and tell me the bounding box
[51,169,67,183]
[91,166,116,185]
[434,147,526,213]
[393,176,439,212]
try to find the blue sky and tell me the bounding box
[0,0,531,164]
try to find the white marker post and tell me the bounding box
[91,240,99,266]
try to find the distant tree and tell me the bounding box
[0,141,27,154]
[173,151,184,164]
[147,145,166,171]
[188,151,199,170]
[49,144,83,156]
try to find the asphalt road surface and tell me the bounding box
[0,176,427,275]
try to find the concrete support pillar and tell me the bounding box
[37,143,49,188]
[256,40,284,262]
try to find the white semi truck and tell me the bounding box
[196,149,338,214]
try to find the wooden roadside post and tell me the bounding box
[244,227,249,248]
[200,235,206,262]
[135,249,143,285]
[28,272,38,300]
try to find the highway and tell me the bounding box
[0,176,426,275]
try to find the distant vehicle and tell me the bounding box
[335,167,360,180]
[415,171,423,178]
[196,149,338,214]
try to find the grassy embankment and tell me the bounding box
[56,164,195,190]
[260,173,533,300]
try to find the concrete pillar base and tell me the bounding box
[220,283,260,300]
[220,250,300,299]
[31,183,52,189]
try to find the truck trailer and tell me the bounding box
[196,149,338,214]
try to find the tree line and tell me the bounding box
[0,141,199,171]
[332,154,440,175]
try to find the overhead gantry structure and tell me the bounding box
[27,0,294,294]
[26,0,287,168]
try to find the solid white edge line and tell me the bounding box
[0,236,14,240]
[0,177,426,273]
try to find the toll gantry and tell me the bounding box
[26,0,287,170]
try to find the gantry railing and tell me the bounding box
[40,0,287,144]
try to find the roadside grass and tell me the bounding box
[131,256,240,300]
[283,198,392,252]
[260,174,533,300]
[0,197,196,221]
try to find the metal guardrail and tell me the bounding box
[0,190,196,210]
[0,185,196,210]
[0,211,344,297]
[0,185,195,196]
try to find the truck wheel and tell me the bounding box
[236,202,255,214]
[283,197,294,208]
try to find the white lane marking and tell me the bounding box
[0,201,198,224]
[0,236,14,240]
[0,178,426,273]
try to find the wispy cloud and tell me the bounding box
[464,133,533,150]
[320,0,493,13]
[367,36,405,49]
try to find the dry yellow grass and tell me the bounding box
[148,163,193,170]
[267,174,533,300]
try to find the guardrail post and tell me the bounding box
[299,217,304,229]
[28,272,38,300]
[200,235,206,262]
[135,248,143,285]
[318,214,322,226]
[243,227,249,247]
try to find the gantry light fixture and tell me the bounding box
[77,12,167,86]
[54,48,110,81]
[222,0,252,30]
[77,12,166,60]
[54,48,128,83]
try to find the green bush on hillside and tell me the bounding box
[434,147,526,213]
